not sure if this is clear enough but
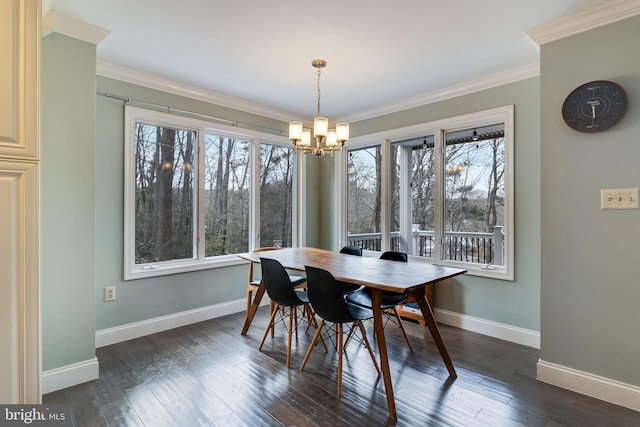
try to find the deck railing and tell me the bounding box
[347,225,504,266]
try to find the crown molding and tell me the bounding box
[98,60,539,125]
[343,62,540,123]
[96,61,296,122]
[527,0,640,45]
[42,10,110,45]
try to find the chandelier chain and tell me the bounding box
[316,66,322,117]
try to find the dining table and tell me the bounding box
[238,247,466,421]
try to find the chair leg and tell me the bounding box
[270,301,276,337]
[357,320,381,376]
[304,305,328,352]
[258,304,280,351]
[304,304,315,333]
[393,307,414,352]
[287,307,294,368]
[337,324,344,397]
[247,290,253,314]
[343,322,358,350]
[300,320,325,371]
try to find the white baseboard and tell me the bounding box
[43,297,259,394]
[537,359,640,413]
[434,308,540,349]
[95,297,265,348]
[41,357,99,395]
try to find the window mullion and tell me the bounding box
[434,130,445,261]
[197,132,206,260]
[249,139,260,251]
[335,150,347,250]
[380,140,390,252]
[399,145,412,254]
[295,150,307,247]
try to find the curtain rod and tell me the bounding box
[98,92,286,136]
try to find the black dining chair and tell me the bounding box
[345,251,413,351]
[300,265,380,397]
[258,257,318,368]
[337,245,363,293]
[246,247,306,315]
[339,245,362,256]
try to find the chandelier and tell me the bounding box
[289,59,349,156]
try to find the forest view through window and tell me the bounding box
[344,107,513,279]
[124,106,296,279]
[260,144,294,248]
[133,123,197,264]
[347,146,382,250]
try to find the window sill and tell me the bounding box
[404,256,513,281]
[125,255,247,280]
[434,259,513,281]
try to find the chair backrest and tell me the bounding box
[260,257,304,306]
[339,245,362,256]
[305,266,356,324]
[379,251,408,262]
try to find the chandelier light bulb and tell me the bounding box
[289,121,303,142]
[300,128,311,147]
[326,129,338,147]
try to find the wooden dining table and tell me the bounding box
[238,247,466,421]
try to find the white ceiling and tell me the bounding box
[44,0,617,123]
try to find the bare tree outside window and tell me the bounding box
[342,108,512,277]
[259,144,294,248]
[125,106,300,279]
[204,135,250,256]
[134,122,195,264]
[391,136,436,256]
[388,124,505,264]
[444,124,505,264]
[347,146,382,250]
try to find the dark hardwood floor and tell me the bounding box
[44,308,640,426]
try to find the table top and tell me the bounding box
[239,247,466,293]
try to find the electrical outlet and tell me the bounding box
[104,286,116,302]
[600,188,640,209]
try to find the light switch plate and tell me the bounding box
[600,188,640,209]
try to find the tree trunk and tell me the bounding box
[156,127,175,260]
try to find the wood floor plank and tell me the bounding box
[43,308,640,426]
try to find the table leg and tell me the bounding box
[241,281,265,335]
[371,288,397,421]
[410,288,457,378]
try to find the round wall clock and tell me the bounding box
[561,80,627,133]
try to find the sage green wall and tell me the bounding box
[95,77,287,330]
[41,34,97,370]
[540,16,640,386]
[41,30,297,374]
[321,78,542,331]
[301,154,322,247]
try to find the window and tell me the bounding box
[124,106,297,279]
[259,143,294,248]
[343,106,513,279]
[347,146,382,250]
[390,134,436,257]
[443,124,506,266]
[203,134,250,256]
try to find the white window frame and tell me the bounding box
[124,106,298,280]
[337,106,514,280]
